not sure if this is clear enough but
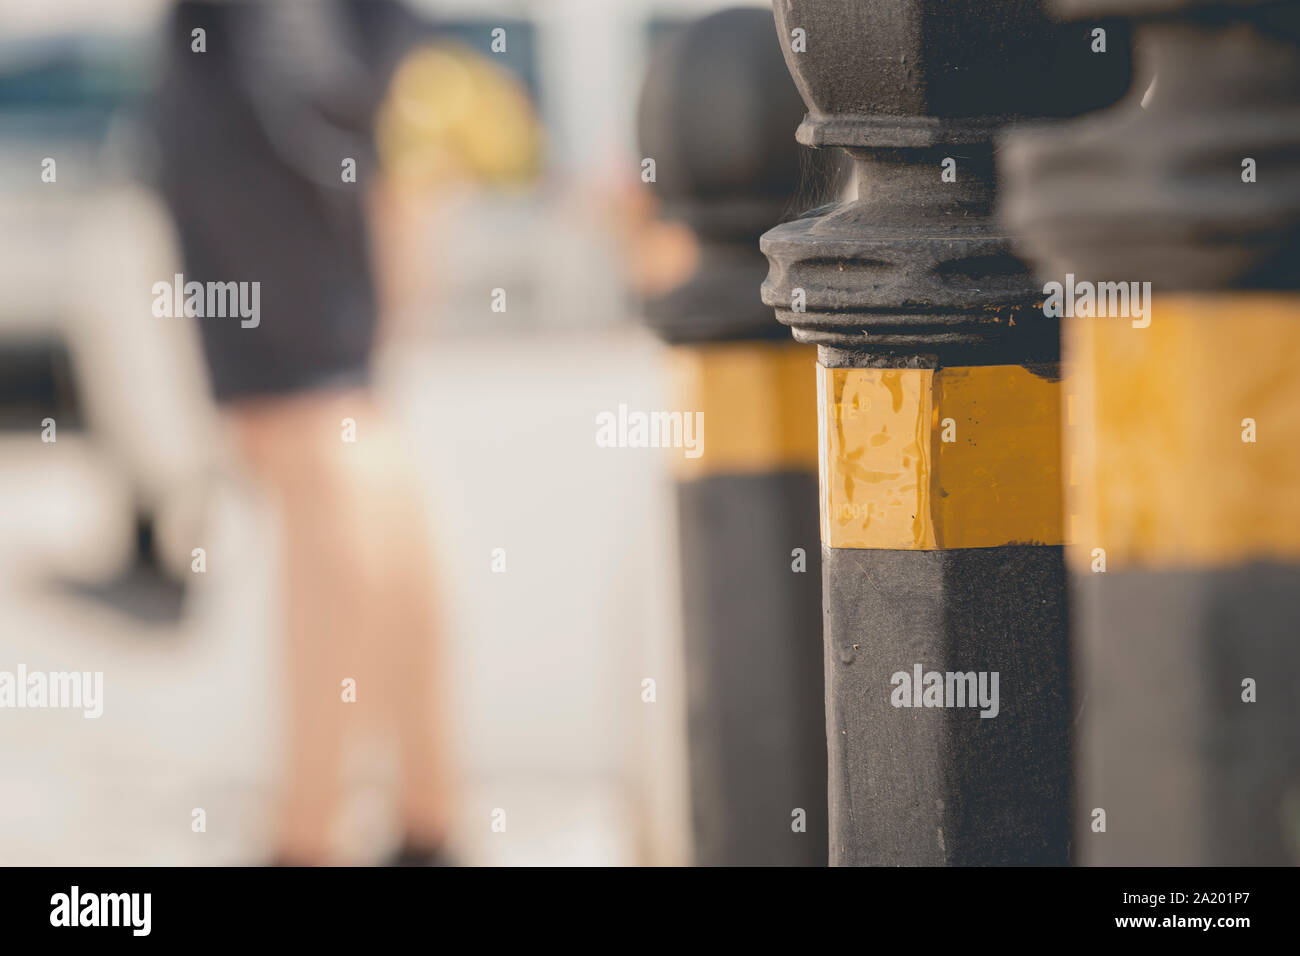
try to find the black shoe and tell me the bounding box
[386,842,457,867]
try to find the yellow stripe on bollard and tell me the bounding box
[669,342,820,480]
[819,364,1065,549]
[1066,294,1300,571]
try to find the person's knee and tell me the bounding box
[230,392,361,490]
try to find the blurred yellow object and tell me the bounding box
[376,43,543,190]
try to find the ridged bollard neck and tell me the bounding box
[1001,0,1300,290]
[637,7,812,345]
[760,0,1131,359]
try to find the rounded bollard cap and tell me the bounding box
[637,7,834,344]
[637,7,810,237]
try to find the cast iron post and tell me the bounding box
[760,0,1129,864]
[638,6,829,866]
[1003,0,1300,865]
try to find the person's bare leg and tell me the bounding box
[364,190,455,848]
[383,484,454,851]
[232,392,370,864]
[339,403,454,851]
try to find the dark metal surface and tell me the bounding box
[636,9,828,865]
[757,0,1124,865]
[824,546,1071,866]
[1002,0,1300,289]
[761,0,1131,353]
[1074,564,1300,865]
[678,473,827,866]
[1002,0,1300,867]
[638,7,833,344]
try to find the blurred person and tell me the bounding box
[149,0,453,866]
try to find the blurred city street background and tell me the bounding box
[0,0,777,865]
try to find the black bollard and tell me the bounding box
[759,0,1130,865]
[637,7,831,866]
[1002,0,1300,865]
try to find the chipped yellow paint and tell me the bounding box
[820,366,935,548]
[1066,293,1300,570]
[820,364,1064,549]
[669,342,819,479]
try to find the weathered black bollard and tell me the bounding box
[637,7,829,866]
[759,0,1129,865]
[1003,0,1300,865]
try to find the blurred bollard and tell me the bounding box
[759,0,1130,864]
[637,7,829,866]
[1003,0,1300,865]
